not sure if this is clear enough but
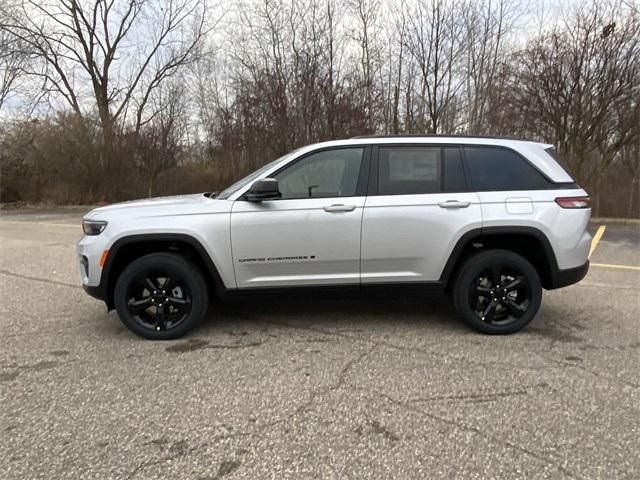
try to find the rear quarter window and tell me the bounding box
[464,146,550,191]
[544,146,574,180]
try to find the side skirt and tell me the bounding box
[217,282,447,302]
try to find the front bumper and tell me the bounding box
[82,283,106,302]
[547,260,589,289]
[77,233,110,304]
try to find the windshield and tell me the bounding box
[216,152,295,200]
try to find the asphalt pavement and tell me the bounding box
[1,209,638,479]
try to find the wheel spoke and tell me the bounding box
[503,276,525,292]
[167,296,191,312]
[155,305,166,330]
[134,276,158,293]
[482,299,498,322]
[145,277,159,291]
[163,276,176,291]
[502,299,526,317]
[474,285,491,295]
[128,297,152,313]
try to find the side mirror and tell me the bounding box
[245,178,281,201]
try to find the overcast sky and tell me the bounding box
[1,0,635,119]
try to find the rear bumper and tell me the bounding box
[547,260,589,289]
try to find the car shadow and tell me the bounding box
[196,292,468,337]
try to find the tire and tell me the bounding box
[452,249,542,334]
[114,253,209,340]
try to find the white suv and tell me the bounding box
[78,136,591,339]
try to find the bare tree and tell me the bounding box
[349,0,381,132]
[0,0,218,165]
[1,0,639,218]
[0,0,28,111]
[507,0,640,185]
[404,0,466,133]
[135,80,187,196]
[463,0,519,133]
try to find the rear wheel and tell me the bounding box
[452,249,542,334]
[114,253,208,340]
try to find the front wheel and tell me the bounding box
[452,249,542,334]
[114,253,209,340]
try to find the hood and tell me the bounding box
[84,193,218,219]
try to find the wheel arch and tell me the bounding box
[441,226,559,290]
[101,233,225,310]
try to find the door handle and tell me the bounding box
[323,204,356,213]
[438,200,471,209]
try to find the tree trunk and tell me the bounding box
[628,170,639,218]
[148,174,155,198]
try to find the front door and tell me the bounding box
[231,147,369,289]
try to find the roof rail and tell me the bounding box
[350,133,532,141]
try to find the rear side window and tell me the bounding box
[378,146,441,195]
[544,146,574,179]
[464,146,550,191]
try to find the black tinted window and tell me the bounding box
[378,146,441,195]
[443,147,467,192]
[274,148,363,199]
[465,146,550,191]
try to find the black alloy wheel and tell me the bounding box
[126,271,193,332]
[114,253,208,340]
[470,264,531,326]
[452,249,542,334]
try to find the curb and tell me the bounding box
[590,217,640,226]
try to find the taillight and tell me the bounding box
[555,196,590,209]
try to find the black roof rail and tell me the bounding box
[350,133,533,141]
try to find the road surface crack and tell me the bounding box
[408,382,551,404]
[361,387,586,480]
[0,268,80,289]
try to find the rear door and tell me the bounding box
[231,146,370,288]
[361,144,482,283]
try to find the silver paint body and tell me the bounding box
[77,137,591,290]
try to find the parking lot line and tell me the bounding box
[590,262,640,271]
[0,220,78,229]
[589,225,606,259]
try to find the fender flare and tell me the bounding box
[439,226,559,285]
[96,233,226,309]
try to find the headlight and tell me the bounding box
[82,220,108,235]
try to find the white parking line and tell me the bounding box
[0,220,78,229]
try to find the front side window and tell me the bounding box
[274,148,364,199]
[465,146,550,191]
[378,146,441,195]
